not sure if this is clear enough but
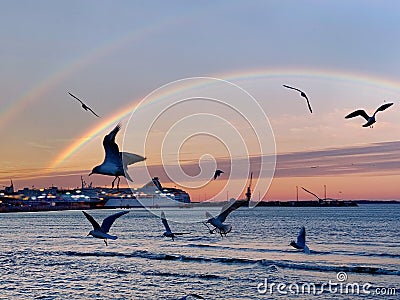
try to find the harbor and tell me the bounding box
[0,177,191,213]
[0,177,371,213]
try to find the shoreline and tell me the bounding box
[1,199,399,213]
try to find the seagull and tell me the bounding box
[345,103,394,127]
[82,210,129,246]
[283,85,312,113]
[89,123,145,189]
[68,92,101,118]
[213,169,224,180]
[290,226,310,254]
[152,177,163,191]
[203,199,246,236]
[161,211,190,241]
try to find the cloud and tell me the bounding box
[27,141,54,150]
[274,140,400,177]
[4,141,400,186]
[147,140,400,179]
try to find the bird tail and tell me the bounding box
[108,235,118,240]
[221,224,232,234]
[124,170,133,182]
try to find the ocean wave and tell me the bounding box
[335,251,400,259]
[184,243,307,254]
[260,259,400,276]
[142,270,225,281]
[183,243,398,258]
[62,250,399,276]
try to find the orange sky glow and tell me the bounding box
[1,3,400,201]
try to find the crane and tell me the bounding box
[245,172,253,204]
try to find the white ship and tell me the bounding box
[102,177,190,208]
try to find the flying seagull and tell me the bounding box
[290,226,310,254]
[345,102,394,127]
[160,211,190,241]
[82,210,129,246]
[283,85,312,113]
[203,199,246,236]
[68,92,101,118]
[213,169,224,180]
[89,123,146,189]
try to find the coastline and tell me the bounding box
[1,197,399,213]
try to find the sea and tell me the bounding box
[0,204,398,299]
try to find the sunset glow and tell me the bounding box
[1,2,399,201]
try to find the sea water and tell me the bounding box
[0,204,398,299]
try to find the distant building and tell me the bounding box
[1,180,14,195]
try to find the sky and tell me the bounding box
[1,1,400,201]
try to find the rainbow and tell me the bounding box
[49,101,137,170]
[49,67,400,170]
[0,16,187,130]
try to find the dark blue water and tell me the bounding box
[0,205,398,299]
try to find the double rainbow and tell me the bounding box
[46,68,400,170]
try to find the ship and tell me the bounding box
[99,177,191,208]
[0,177,191,212]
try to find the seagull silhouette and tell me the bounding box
[283,85,312,113]
[203,199,246,236]
[82,210,129,246]
[213,169,224,180]
[290,226,310,254]
[161,211,190,241]
[68,92,100,118]
[89,123,146,189]
[345,102,394,127]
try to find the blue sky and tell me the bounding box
[1,1,400,199]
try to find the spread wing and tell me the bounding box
[161,211,172,233]
[100,211,129,233]
[217,199,244,223]
[205,211,214,221]
[283,84,302,93]
[68,92,84,105]
[283,85,311,113]
[86,106,101,118]
[301,187,322,200]
[82,211,100,230]
[121,152,146,169]
[103,124,123,166]
[345,110,369,121]
[68,92,100,117]
[213,169,223,180]
[374,102,394,115]
[213,171,218,180]
[305,98,313,113]
[296,226,306,248]
[119,152,145,182]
